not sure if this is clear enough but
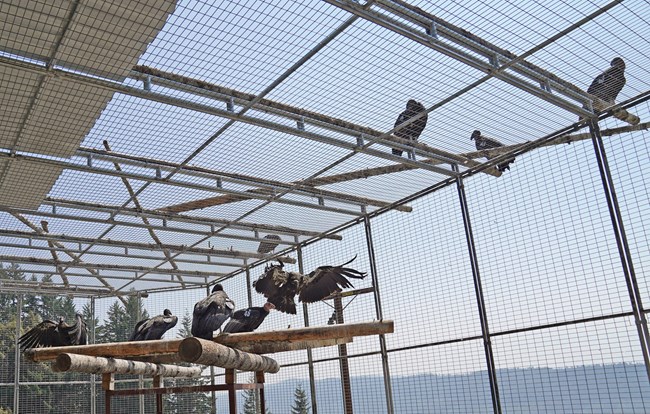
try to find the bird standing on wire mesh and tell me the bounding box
[587,57,626,105]
[253,256,366,315]
[18,313,87,351]
[129,309,178,341]
[257,234,282,254]
[471,130,515,172]
[191,284,235,339]
[222,303,275,333]
[392,100,428,159]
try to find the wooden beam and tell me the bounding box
[217,320,394,344]
[27,339,184,362]
[26,321,393,362]
[178,338,280,373]
[236,337,352,354]
[305,122,650,186]
[53,353,202,377]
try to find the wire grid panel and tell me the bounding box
[465,138,633,333]
[388,340,493,413]
[370,185,483,350]
[598,103,650,308]
[492,317,650,413]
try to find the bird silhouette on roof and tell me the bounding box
[392,100,428,159]
[471,130,515,172]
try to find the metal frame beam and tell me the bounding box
[0,241,243,269]
[326,0,597,117]
[1,207,300,247]
[10,269,205,286]
[0,255,225,279]
[76,147,412,213]
[0,55,456,177]
[41,197,341,240]
[0,229,297,263]
[0,151,365,217]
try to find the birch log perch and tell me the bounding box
[179,338,280,373]
[53,353,202,377]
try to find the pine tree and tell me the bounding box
[241,375,271,414]
[177,310,193,339]
[290,384,310,414]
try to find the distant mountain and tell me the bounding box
[217,363,650,413]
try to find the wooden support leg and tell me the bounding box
[256,371,266,414]
[154,375,163,414]
[102,373,114,414]
[226,368,236,414]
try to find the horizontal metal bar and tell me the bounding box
[10,269,206,286]
[374,0,594,107]
[2,206,299,247]
[130,66,496,176]
[0,55,454,177]
[106,383,262,397]
[78,148,411,212]
[43,197,343,240]
[0,241,244,268]
[326,0,593,117]
[0,229,297,263]
[0,151,363,217]
[0,255,224,278]
[0,280,138,297]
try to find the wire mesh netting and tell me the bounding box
[1,0,650,413]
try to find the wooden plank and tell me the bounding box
[178,338,280,373]
[26,321,393,362]
[217,320,394,344]
[53,353,202,377]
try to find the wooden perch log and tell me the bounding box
[53,353,202,377]
[26,339,184,362]
[27,321,394,362]
[592,98,640,125]
[217,320,394,345]
[304,122,649,187]
[179,338,280,373]
[235,337,352,354]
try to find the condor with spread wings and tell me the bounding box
[18,313,87,351]
[253,256,366,314]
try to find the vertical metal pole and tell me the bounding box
[589,120,650,381]
[208,284,217,414]
[363,217,395,414]
[90,296,97,414]
[296,243,319,414]
[136,293,145,414]
[245,259,253,307]
[453,164,502,414]
[13,295,22,414]
[334,296,354,414]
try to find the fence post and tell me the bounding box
[588,119,650,381]
[453,163,502,414]
[14,295,22,414]
[90,296,96,414]
[363,216,395,414]
[296,242,319,414]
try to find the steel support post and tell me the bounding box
[137,293,145,414]
[245,260,253,308]
[453,164,502,414]
[296,244,319,414]
[13,295,22,414]
[334,296,354,414]
[90,297,97,414]
[588,120,650,382]
[207,285,217,414]
[363,217,394,414]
